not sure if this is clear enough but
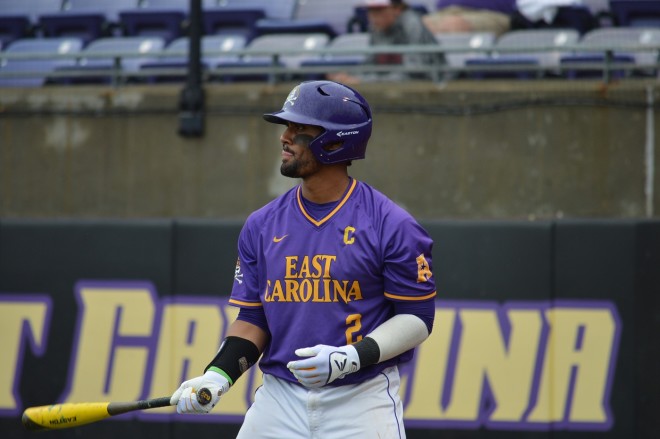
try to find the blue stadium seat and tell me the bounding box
[294,0,365,35]
[202,8,265,42]
[38,13,108,46]
[610,0,660,28]
[0,37,83,87]
[140,34,246,82]
[214,33,329,82]
[63,0,140,24]
[434,32,496,75]
[119,9,186,44]
[464,29,580,79]
[0,0,62,23]
[300,32,369,79]
[254,19,337,39]
[55,36,166,84]
[0,15,32,48]
[560,28,660,79]
[211,0,297,20]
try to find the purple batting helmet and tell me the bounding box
[263,80,372,164]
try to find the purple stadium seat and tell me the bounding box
[0,15,32,48]
[63,0,140,23]
[254,19,337,39]
[0,0,62,23]
[139,34,246,82]
[0,37,83,87]
[559,28,660,79]
[294,0,365,36]
[610,0,660,28]
[212,0,297,20]
[119,10,186,44]
[202,8,265,42]
[38,13,107,46]
[54,36,165,84]
[463,29,580,79]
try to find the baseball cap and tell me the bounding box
[364,0,404,7]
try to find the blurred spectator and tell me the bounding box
[423,0,517,36]
[512,0,595,34]
[329,0,444,84]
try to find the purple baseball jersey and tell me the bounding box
[229,178,436,386]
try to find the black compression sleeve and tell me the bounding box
[205,336,261,385]
[352,336,380,367]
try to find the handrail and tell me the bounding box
[1,43,659,84]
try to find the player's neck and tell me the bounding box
[301,168,351,204]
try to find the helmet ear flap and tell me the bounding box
[263,81,372,164]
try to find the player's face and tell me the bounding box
[280,122,324,178]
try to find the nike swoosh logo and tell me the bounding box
[273,235,288,243]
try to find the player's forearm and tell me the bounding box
[205,320,267,386]
[356,314,429,364]
[227,319,269,352]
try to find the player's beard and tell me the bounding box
[281,134,321,178]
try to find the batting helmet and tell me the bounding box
[263,80,372,164]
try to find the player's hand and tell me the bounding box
[170,370,230,414]
[287,344,360,388]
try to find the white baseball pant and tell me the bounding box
[237,366,406,439]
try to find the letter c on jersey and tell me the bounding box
[343,227,356,245]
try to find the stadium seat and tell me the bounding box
[202,8,265,42]
[610,0,660,28]
[119,10,186,44]
[0,37,83,87]
[38,13,108,46]
[294,0,364,36]
[211,0,297,20]
[55,36,166,84]
[254,19,337,39]
[214,33,329,82]
[560,28,660,79]
[0,15,32,48]
[464,29,580,79]
[434,32,496,74]
[140,34,246,82]
[0,0,62,23]
[300,32,370,79]
[62,0,140,24]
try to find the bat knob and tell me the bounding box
[196,387,213,406]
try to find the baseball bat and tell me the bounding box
[21,387,213,431]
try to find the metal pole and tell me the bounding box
[178,0,205,137]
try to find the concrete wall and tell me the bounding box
[1,79,658,219]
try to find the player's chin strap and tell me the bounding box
[205,336,261,385]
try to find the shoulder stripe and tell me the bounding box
[228,299,263,307]
[384,291,437,301]
[296,178,358,227]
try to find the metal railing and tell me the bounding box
[1,43,659,85]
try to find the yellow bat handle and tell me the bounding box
[21,396,172,431]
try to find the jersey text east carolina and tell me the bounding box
[229,179,435,385]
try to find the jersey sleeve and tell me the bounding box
[228,217,263,308]
[382,213,436,302]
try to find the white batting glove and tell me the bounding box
[170,370,230,414]
[287,344,360,388]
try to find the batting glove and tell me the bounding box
[170,370,230,414]
[287,344,360,388]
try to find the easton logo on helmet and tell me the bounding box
[336,130,359,137]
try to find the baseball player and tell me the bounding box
[170,80,436,438]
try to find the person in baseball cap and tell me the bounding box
[328,0,444,84]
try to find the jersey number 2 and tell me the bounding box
[345,314,363,344]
